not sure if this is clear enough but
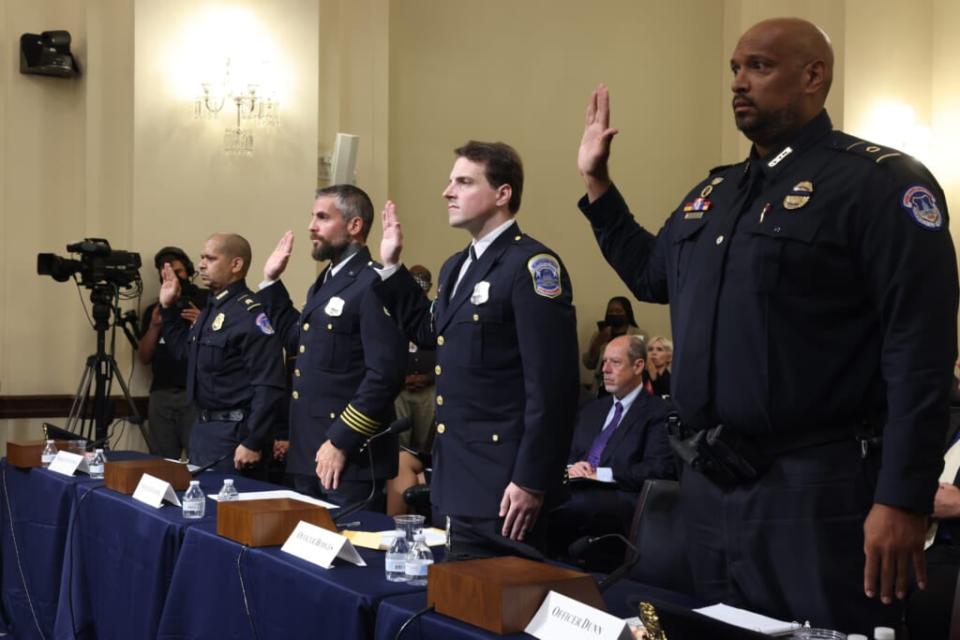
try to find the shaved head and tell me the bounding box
[730,17,834,155]
[209,233,252,277]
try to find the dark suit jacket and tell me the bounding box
[259,246,406,479]
[375,223,580,518]
[568,392,676,491]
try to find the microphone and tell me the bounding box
[333,417,412,525]
[568,533,639,593]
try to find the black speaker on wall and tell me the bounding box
[20,31,80,78]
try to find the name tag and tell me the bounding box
[48,451,85,477]
[526,591,633,640]
[281,521,366,569]
[132,473,182,509]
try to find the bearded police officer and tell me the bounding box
[160,233,286,472]
[576,18,958,632]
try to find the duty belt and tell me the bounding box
[198,408,247,423]
[667,416,880,487]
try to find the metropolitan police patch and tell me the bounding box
[902,185,943,230]
[527,254,562,298]
[255,312,275,335]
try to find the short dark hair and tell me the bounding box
[454,141,524,213]
[315,184,374,240]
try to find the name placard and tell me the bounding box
[48,451,85,477]
[525,591,632,640]
[281,521,366,569]
[132,473,182,509]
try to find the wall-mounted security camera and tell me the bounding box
[20,31,80,78]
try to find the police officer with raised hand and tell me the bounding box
[576,17,958,632]
[159,233,286,473]
[259,185,406,508]
[377,141,579,559]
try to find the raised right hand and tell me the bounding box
[264,230,294,282]
[158,263,181,308]
[578,83,619,201]
[380,200,403,267]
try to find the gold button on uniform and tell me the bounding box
[492,434,499,443]
[302,322,310,331]
[436,395,444,406]
[434,365,442,376]
[292,391,299,400]
[436,423,446,434]
[437,335,445,346]
[329,412,336,419]
[472,313,479,321]
[299,345,306,353]
[327,323,333,330]
[294,368,301,377]
[716,235,724,245]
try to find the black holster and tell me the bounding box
[667,416,770,487]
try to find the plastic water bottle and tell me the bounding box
[88,449,106,479]
[404,533,434,586]
[41,440,57,468]
[182,480,206,519]
[385,529,409,582]
[217,478,239,501]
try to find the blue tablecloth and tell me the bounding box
[0,452,150,640]
[374,579,703,640]
[157,510,429,640]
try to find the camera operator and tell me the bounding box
[138,247,205,459]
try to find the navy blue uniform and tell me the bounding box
[376,223,580,555]
[259,246,406,504]
[161,280,286,470]
[579,111,958,629]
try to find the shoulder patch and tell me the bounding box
[526,253,562,298]
[902,185,944,231]
[238,294,261,311]
[255,312,275,335]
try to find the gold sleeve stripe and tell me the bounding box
[344,404,380,429]
[341,410,377,436]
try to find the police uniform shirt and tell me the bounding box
[258,245,407,479]
[160,280,286,451]
[579,110,959,513]
[375,222,580,519]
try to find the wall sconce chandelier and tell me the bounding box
[194,58,278,156]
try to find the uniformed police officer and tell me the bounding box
[259,185,406,507]
[377,141,580,559]
[159,233,286,473]
[576,18,959,632]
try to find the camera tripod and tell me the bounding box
[65,286,144,448]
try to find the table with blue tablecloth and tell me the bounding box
[156,511,431,640]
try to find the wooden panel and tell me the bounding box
[6,439,74,468]
[103,458,192,494]
[0,395,149,420]
[216,498,336,547]
[427,556,605,635]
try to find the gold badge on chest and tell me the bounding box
[783,180,814,210]
[212,312,225,331]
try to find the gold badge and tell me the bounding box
[212,312,225,331]
[783,195,810,210]
[792,180,814,193]
[700,184,713,198]
[711,176,724,186]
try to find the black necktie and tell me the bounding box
[450,245,478,300]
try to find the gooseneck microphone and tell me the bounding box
[333,417,413,525]
[568,533,640,593]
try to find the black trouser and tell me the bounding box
[905,543,960,639]
[189,418,247,472]
[441,513,546,562]
[680,438,901,634]
[292,473,386,512]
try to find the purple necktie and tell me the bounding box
[587,401,623,468]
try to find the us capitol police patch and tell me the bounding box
[902,185,944,230]
[527,254,562,298]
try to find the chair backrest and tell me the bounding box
[627,478,694,595]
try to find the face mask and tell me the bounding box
[605,314,627,328]
[413,276,431,292]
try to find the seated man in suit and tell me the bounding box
[548,334,677,569]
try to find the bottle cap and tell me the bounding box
[224,478,234,485]
[46,439,54,443]
[95,448,104,453]
[873,628,895,640]
[189,480,200,485]
[847,635,868,640]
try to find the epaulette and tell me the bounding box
[363,258,385,270]
[708,163,736,175]
[237,294,262,311]
[834,135,904,164]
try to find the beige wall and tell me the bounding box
[2,0,960,451]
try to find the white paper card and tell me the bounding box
[281,521,366,569]
[205,489,338,509]
[693,603,801,635]
[48,451,84,477]
[132,473,182,509]
[525,591,632,640]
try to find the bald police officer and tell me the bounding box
[577,18,958,632]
